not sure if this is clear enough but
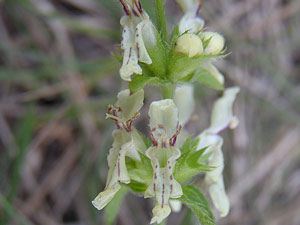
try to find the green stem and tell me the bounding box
[161,83,174,99]
[153,0,167,43]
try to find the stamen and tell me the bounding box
[119,0,131,15]
[134,0,143,14]
[150,129,158,147]
[132,8,139,17]
[169,125,182,146]
[125,112,140,132]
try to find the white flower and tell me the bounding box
[106,89,144,131]
[174,84,195,126]
[177,0,205,34]
[174,84,195,149]
[145,99,183,224]
[179,14,204,34]
[148,99,180,141]
[206,87,240,134]
[119,0,157,81]
[197,87,239,217]
[92,89,146,210]
[177,0,201,14]
[208,175,230,217]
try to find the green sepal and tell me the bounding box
[129,74,165,92]
[167,52,221,81]
[105,186,128,225]
[126,152,153,186]
[140,133,153,148]
[143,28,168,79]
[112,46,123,63]
[176,185,216,225]
[125,180,148,193]
[169,25,180,50]
[193,67,224,90]
[201,36,213,49]
[174,137,212,183]
[186,147,213,171]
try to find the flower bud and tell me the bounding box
[175,33,203,57]
[200,32,225,55]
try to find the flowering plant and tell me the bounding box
[92,0,239,224]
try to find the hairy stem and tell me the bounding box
[153,0,167,44]
[161,83,174,99]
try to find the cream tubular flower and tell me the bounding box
[197,87,239,217]
[92,89,146,210]
[177,0,205,34]
[145,100,183,224]
[207,87,240,134]
[174,84,195,125]
[174,84,195,148]
[119,0,157,81]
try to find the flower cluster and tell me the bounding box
[92,0,240,224]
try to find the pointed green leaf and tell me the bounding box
[142,26,168,79]
[169,25,180,49]
[186,147,213,171]
[174,137,202,183]
[178,185,216,225]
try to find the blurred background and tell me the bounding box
[0,0,300,224]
